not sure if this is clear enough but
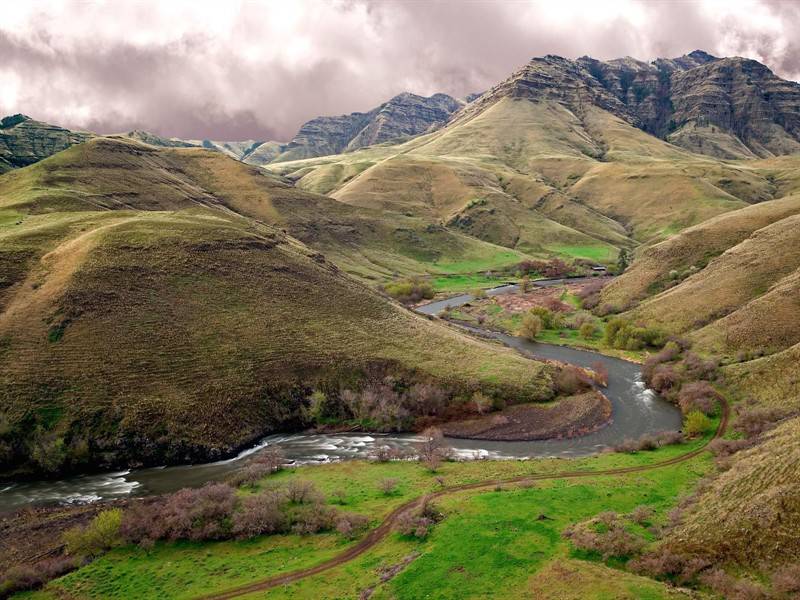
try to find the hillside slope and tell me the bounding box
[0,139,556,477]
[665,416,800,568]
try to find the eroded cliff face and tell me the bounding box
[272,92,463,162]
[0,114,94,171]
[460,50,800,160]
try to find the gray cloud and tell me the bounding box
[1,0,798,141]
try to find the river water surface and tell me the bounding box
[0,281,681,513]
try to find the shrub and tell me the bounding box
[562,520,645,560]
[629,505,654,525]
[529,306,562,329]
[335,512,370,539]
[591,361,608,387]
[684,410,713,437]
[291,504,338,535]
[416,427,452,472]
[379,478,399,495]
[63,508,122,558]
[470,391,493,414]
[614,431,683,453]
[407,383,449,416]
[121,483,236,544]
[681,352,719,381]
[330,488,348,505]
[232,490,288,538]
[579,322,596,339]
[734,406,794,438]
[772,564,800,595]
[397,496,444,539]
[383,277,434,304]
[700,569,768,600]
[229,448,285,486]
[605,318,665,351]
[650,364,681,396]
[708,438,753,460]
[676,381,719,416]
[555,366,591,395]
[518,313,542,340]
[471,288,487,299]
[0,557,77,596]
[286,480,324,504]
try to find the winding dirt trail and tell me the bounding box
[200,399,729,600]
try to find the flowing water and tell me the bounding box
[0,280,681,513]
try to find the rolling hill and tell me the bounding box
[0,137,557,477]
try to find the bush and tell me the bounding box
[335,512,370,540]
[416,427,452,472]
[291,504,339,535]
[383,277,434,304]
[470,391,493,414]
[734,406,794,438]
[562,519,645,560]
[772,564,800,595]
[684,410,713,437]
[471,288,487,299]
[121,483,236,544]
[286,480,324,504]
[579,322,596,339]
[518,313,542,340]
[555,366,591,395]
[0,557,77,597]
[529,306,562,329]
[63,508,122,558]
[397,496,444,539]
[629,505,654,525]
[228,448,285,486]
[676,381,719,416]
[605,318,665,351]
[379,478,399,495]
[614,431,683,453]
[591,361,608,387]
[232,490,288,538]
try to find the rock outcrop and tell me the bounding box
[458,50,800,159]
[0,114,93,171]
[265,92,463,163]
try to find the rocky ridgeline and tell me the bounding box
[459,50,800,159]
[0,114,93,172]
[272,92,463,163]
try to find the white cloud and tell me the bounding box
[0,0,796,140]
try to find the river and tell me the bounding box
[0,280,681,513]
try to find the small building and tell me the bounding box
[591,265,607,272]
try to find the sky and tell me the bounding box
[2,0,799,142]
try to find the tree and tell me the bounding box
[518,313,542,340]
[617,248,630,273]
[579,322,596,340]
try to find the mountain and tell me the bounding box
[0,114,93,173]
[248,92,463,165]
[265,52,800,265]
[0,137,556,476]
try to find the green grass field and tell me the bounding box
[26,433,715,600]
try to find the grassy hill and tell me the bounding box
[265,95,783,267]
[665,416,800,568]
[0,139,557,477]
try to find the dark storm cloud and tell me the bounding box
[0,1,797,142]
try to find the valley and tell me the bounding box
[2,42,800,600]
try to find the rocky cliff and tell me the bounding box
[0,114,93,172]
[459,50,800,159]
[267,92,463,163]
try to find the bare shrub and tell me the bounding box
[681,352,719,381]
[382,277,434,304]
[232,490,288,538]
[379,478,399,495]
[407,383,448,416]
[335,512,370,540]
[655,430,685,446]
[286,480,324,504]
[555,366,591,395]
[708,438,753,460]
[396,496,444,539]
[591,361,608,387]
[734,406,795,438]
[121,483,237,544]
[229,448,284,486]
[650,365,681,396]
[416,427,452,471]
[562,519,645,560]
[470,391,493,415]
[330,488,348,505]
[368,445,394,463]
[700,569,768,600]
[772,564,800,595]
[629,505,654,525]
[677,381,719,416]
[291,504,338,535]
[0,556,78,596]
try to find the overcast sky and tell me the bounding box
[2,0,798,141]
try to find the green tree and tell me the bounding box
[518,314,542,341]
[617,248,630,273]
